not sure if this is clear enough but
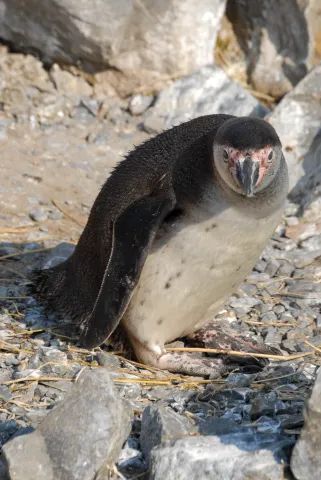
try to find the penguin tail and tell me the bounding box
[28,264,68,315]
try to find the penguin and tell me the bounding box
[29,114,288,377]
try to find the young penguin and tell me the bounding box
[30,114,288,377]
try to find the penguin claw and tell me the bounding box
[186,318,277,370]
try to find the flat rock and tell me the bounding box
[145,65,267,130]
[149,434,292,480]
[291,368,321,479]
[1,369,131,480]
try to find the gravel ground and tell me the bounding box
[1,47,321,478]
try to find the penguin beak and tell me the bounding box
[236,157,260,197]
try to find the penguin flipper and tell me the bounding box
[80,195,173,349]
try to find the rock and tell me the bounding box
[149,434,292,480]
[268,63,321,192]
[226,0,320,98]
[265,258,281,277]
[249,393,277,420]
[1,431,54,479]
[291,368,321,479]
[145,65,267,130]
[29,209,48,222]
[229,296,261,314]
[140,404,196,461]
[50,65,92,97]
[0,0,226,88]
[143,115,165,134]
[129,94,154,115]
[47,210,64,220]
[277,249,321,269]
[0,421,20,448]
[96,351,121,369]
[42,242,75,269]
[1,369,131,480]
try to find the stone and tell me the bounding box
[140,404,196,461]
[0,0,226,88]
[42,242,75,269]
[265,258,281,277]
[29,209,48,222]
[96,351,121,369]
[1,369,131,480]
[149,434,292,480]
[129,94,154,115]
[0,421,20,448]
[50,65,92,97]
[268,63,321,192]
[143,115,165,134]
[145,65,267,130]
[1,431,54,479]
[48,210,64,220]
[226,0,320,98]
[229,296,261,314]
[249,393,276,420]
[291,368,321,479]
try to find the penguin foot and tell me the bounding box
[187,319,279,369]
[128,334,238,377]
[154,351,238,378]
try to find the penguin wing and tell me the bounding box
[80,195,174,349]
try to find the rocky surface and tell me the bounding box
[0,33,321,480]
[226,0,321,98]
[0,0,226,94]
[144,65,267,131]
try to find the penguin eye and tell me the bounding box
[223,150,229,161]
[268,151,273,162]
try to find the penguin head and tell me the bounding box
[213,117,283,197]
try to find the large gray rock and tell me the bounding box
[291,368,321,480]
[0,0,226,85]
[144,65,267,132]
[1,369,131,480]
[149,435,290,480]
[140,404,197,461]
[226,0,321,98]
[268,62,321,193]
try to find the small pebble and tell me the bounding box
[29,209,48,222]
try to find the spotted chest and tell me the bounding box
[122,200,282,347]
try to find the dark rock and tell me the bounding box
[249,393,276,420]
[0,421,20,448]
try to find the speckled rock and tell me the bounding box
[145,65,267,130]
[1,369,131,480]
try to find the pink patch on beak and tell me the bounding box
[250,148,271,186]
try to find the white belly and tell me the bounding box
[122,203,282,346]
